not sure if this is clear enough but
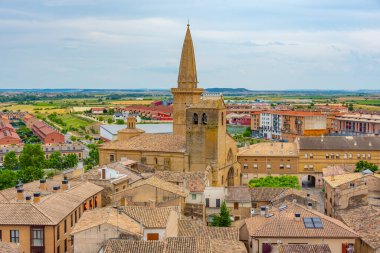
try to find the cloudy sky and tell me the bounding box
[1,0,380,90]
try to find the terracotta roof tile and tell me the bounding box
[71,207,142,236]
[211,240,247,253]
[225,186,251,202]
[103,239,165,253]
[249,188,288,202]
[245,202,358,238]
[178,219,239,240]
[323,173,366,188]
[123,206,174,228]
[0,203,54,225]
[124,176,189,197]
[100,133,186,153]
[298,136,380,150]
[337,205,380,250]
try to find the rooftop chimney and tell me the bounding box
[148,200,156,209]
[33,192,41,203]
[25,195,32,203]
[17,188,24,201]
[294,212,301,222]
[260,206,268,217]
[53,185,60,193]
[62,180,68,191]
[40,179,46,191]
[307,202,313,209]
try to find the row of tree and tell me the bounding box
[0,144,79,190]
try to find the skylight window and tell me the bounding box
[303,217,323,229]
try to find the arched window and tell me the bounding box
[154,157,158,164]
[193,113,198,124]
[221,112,224,125]
[202,113,207,125]
[227,148,233,163]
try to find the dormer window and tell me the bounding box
[193,113,198,124]
[202,113,207,125]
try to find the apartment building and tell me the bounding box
[0,178,103,253]
[0,143,85,165]
[258,111,327,141]
[238,142,299,184]
[297,136,380,188]
[332,113,380,136]
[0,119,21,145]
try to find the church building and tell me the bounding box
[99,24,240,187]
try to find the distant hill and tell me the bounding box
[205,88,252,93]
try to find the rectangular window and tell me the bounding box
[10,230,19,243]
[206,198,210,207]
[286,164,291,169]
[304,153,308,158]
[191,194,196,200]
[279,164,284,169]
[57,225,60,240]
[0,230,2,241]
[344,153,347,159]
[243,164,248,169]
[164,158,171,170]
[57,246,60,253]
[234,202,238,209]
[75,210,78,223]
[71,214,73,227]
[64,219,67,233]
[368,154,371,159]
[109,154,115,162]
[310,153,313,158]
[31,228,44,247]
[349,153,353,159]
[253,164,258,169]
[325,154,329,159]
[64,239,67,252]
[216,199,221,208]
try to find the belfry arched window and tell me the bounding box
[193,113,198,124]
[202,113,207,125]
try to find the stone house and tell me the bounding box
[240,202,358,253]
[71,207,142,253]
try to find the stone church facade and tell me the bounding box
[99,24,240,187]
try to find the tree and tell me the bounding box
[99,116,104,121]
[0,170,18,190]
[47,151,63,170]
[107,118,113,124]
[211,201,231,227]
[63,154,78,169]
[70,136,77,142]
[243,127,252,137]
[348,103,354,111]
[18,144,46,169]
[18,166,44,183]
[116,119,125,125]
[355,160,378,172]
[3,151,19,170]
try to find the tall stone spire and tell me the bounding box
[171,24,203,137]
[177,24,198,89]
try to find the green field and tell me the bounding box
[59,114,96,129]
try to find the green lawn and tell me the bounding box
[60,114,96,128]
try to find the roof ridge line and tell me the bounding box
[30,203,56,224]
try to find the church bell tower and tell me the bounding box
[171,24,204,136]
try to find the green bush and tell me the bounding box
[248,175,300,189]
